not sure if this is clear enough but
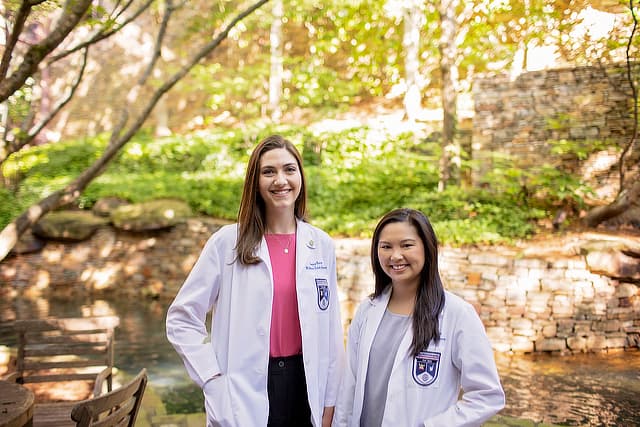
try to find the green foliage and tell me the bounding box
[285,59,364,109]
[549,138,612,161]
[190,61,269,120]
[3,135,106,182]
[2,124,588,246]
[479,148,595,213]
[421,189,543,245]
[288,0,400,100]
[0,188,20,228]
[162,385,204,414]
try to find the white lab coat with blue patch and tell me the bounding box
[166,221,344,427]
[334,288,505,427]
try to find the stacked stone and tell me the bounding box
[335,241,639,354]
[472,65,635,193]
[2,223,638,354]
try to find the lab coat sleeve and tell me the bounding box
[166,233,224,388]
[423,303,506,427]
[332,301,366,427]
[324,242,345,408]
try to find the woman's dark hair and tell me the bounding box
[371,208,445,356]
[236,135,307,264]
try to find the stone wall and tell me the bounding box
[1,220,639,354]
[336,238,640,354]
[472,65,636,185]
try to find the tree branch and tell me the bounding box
[0,47,90,166]
[47,0,155,64]
[0,1,33,81]
[583,0,640,228]
[0,0,270,261]
[584,180,640,227]
[618,0,638,193]
[137,0,174,84]
[0,0,93,103]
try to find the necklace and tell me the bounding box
[268,233,294,254]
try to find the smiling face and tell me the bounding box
[258,148,302,216]
[376,220,426,292]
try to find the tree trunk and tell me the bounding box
[438,0,459,191]
[268,0,284,123]
[583,0,639,228]
[403,3,423,123]
[583,179,640,227]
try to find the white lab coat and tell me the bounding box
[166,220,344,427]
[334,288,505,427]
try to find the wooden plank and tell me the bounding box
[24,333,110,344]
[91,399,136,427]
[13,317,119,333]
[33,402,76,427]
[22,360,107,370]
[24,345,109,357]
[21,373,99,384]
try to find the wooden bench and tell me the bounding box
[3,316,120,427]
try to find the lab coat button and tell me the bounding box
[257,328,265,336]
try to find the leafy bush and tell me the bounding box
[0,188,20,228]
[2,125,569,246]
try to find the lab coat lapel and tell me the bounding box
[296,220,321,269]
[360,287,391,367]
[390,324,413,376]
[256,237,273,281]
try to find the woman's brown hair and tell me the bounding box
[236,135,308,264]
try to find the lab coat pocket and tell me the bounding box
[203,375,235,427]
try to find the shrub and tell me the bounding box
[1,125,564,246]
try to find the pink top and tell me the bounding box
[265,233,302,357]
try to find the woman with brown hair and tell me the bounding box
[167,135,344,427]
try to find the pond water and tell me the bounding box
[1,295,639,426]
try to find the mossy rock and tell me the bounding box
[111,198,193,231]
[33,210,109,241]
[92,196,130,217]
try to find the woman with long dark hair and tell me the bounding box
[167,135,344,427]
[334,208,504,426]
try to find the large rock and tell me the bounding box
[92,196,130,217]
[9,232,45,255]
[586,250,640,281]
[111,198,193,231]
[32,211,109,241]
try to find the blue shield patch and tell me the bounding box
[315,278,329,311]
[412,351,440,386]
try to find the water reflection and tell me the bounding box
[1,297,639,425]
[495,351,640,426]
[0,297,196,392]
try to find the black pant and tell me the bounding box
[267,354,313,427]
